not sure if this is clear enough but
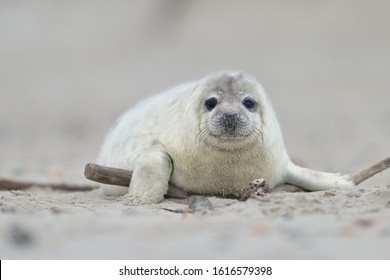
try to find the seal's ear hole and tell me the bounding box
[205,97,218,111]
[242,98,256,111]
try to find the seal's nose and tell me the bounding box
[223,113,239,122]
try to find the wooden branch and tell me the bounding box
[84,163,132,187]
[0,178,98,192]
[84,156,390,188]
[351,156,390,185]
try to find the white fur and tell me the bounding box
[98,71,354,204]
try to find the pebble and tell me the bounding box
[355,218,375,228]
[9,225,34,246]
[1,206,15,213]
[188,196,215,213]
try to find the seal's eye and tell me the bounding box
[243,98,256,110]
[205,97,218,111]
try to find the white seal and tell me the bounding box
[98,71,354,203]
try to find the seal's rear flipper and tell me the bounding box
[284,161,354,191]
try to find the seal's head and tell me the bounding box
[196,72,265,150]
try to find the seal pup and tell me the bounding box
[98,71,354,204]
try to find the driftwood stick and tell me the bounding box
[351,156,390,185]
[84,156,390,188]
[0,178,98,192]
[84,163,132,187]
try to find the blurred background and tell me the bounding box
[0,0,389,186]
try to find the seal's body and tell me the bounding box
[98,71,353,203]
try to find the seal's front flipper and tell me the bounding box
[128,149,173,204]
[284,161,354,191]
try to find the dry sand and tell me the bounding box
[1,0,389,259]
[1,185,390,259]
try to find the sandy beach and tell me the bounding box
[0,0,389,259]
